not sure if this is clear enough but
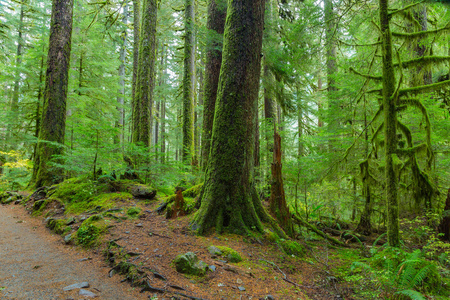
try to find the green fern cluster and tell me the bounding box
[349,245,448,299]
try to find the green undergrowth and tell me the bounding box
[342,244,450,299]
[65,192,132,215]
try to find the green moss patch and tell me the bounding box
[76,217,108,248]
[126,207,142,219]
[46,218,71,235]
[209,245,243,263]
[64,192,132,215]
[278,239,305,257]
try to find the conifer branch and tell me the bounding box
[393,56,450,69]
[392,21,450,38]
[399,79,450,96]
[349,67,382,81]
[388,1,425,18]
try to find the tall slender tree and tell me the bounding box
[182,0,196,164]
[116,1,128,146]
[32,0,74,188]
[201,0,226,169]
[131,0,140,138]
[132,0,157,146]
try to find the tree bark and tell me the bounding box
[201,0,226,169]
[380,0,399,247]
[438,189,450,241]
[192,0,267,235]
[133,0,157,147]
[32,0,74,188]
[7,0,26,142]
[269,132,294,237]
[116,1,128,147]
[182,0,196,164]
[131,0,140,138]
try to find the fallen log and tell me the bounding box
[292,214,346,247]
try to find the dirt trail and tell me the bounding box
[0,204,146,300]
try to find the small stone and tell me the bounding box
[208,265,216,272]
[79,289,97,297]
[125,231,130,234]
[63,282,89,291]
[238,286,246,291]
[136,223,143,227]
[218,283,225,287]
[64,234,72,244]
[265,295,275,300]
[236,278,243,284]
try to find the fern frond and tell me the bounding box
[394,289,426,300]
[410,264,437,289]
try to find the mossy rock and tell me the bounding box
[129,184,157,200]
[76,218,107,248]
[278,239,304,257]
[46,218,70,235]
[209,246,243,263]
[174,252,208,276]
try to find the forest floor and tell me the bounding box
[0,193,357,300]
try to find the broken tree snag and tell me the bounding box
[438,188,450,241]
[269,131,294,237]
[168,187,186,219]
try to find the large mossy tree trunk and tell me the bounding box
[201,0,226,170]
[379,0,399,247]
[32,0,74,188]
[191,0,267,235]
[131,0,140,137]
[182,0,196,164]
[132,0,157,146]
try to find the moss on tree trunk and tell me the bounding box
[191,0,267,235]
[201,0,226,169]
[32,0,74,188]
[182,0,196,164]
[379,0,399,247]
[132,0,157,146]
[131,0,140,139]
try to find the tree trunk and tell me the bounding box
[7,0,26,143]
[32,0,74,188]
[182,0,196,164]
[133,0,157,146]
[116,1,128,147]
[192,0,267,235]
[438,189,450,241]
[201,0,226,170]
[269,132,294,237]
[131,0,140,137]
[380,0,399,247]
